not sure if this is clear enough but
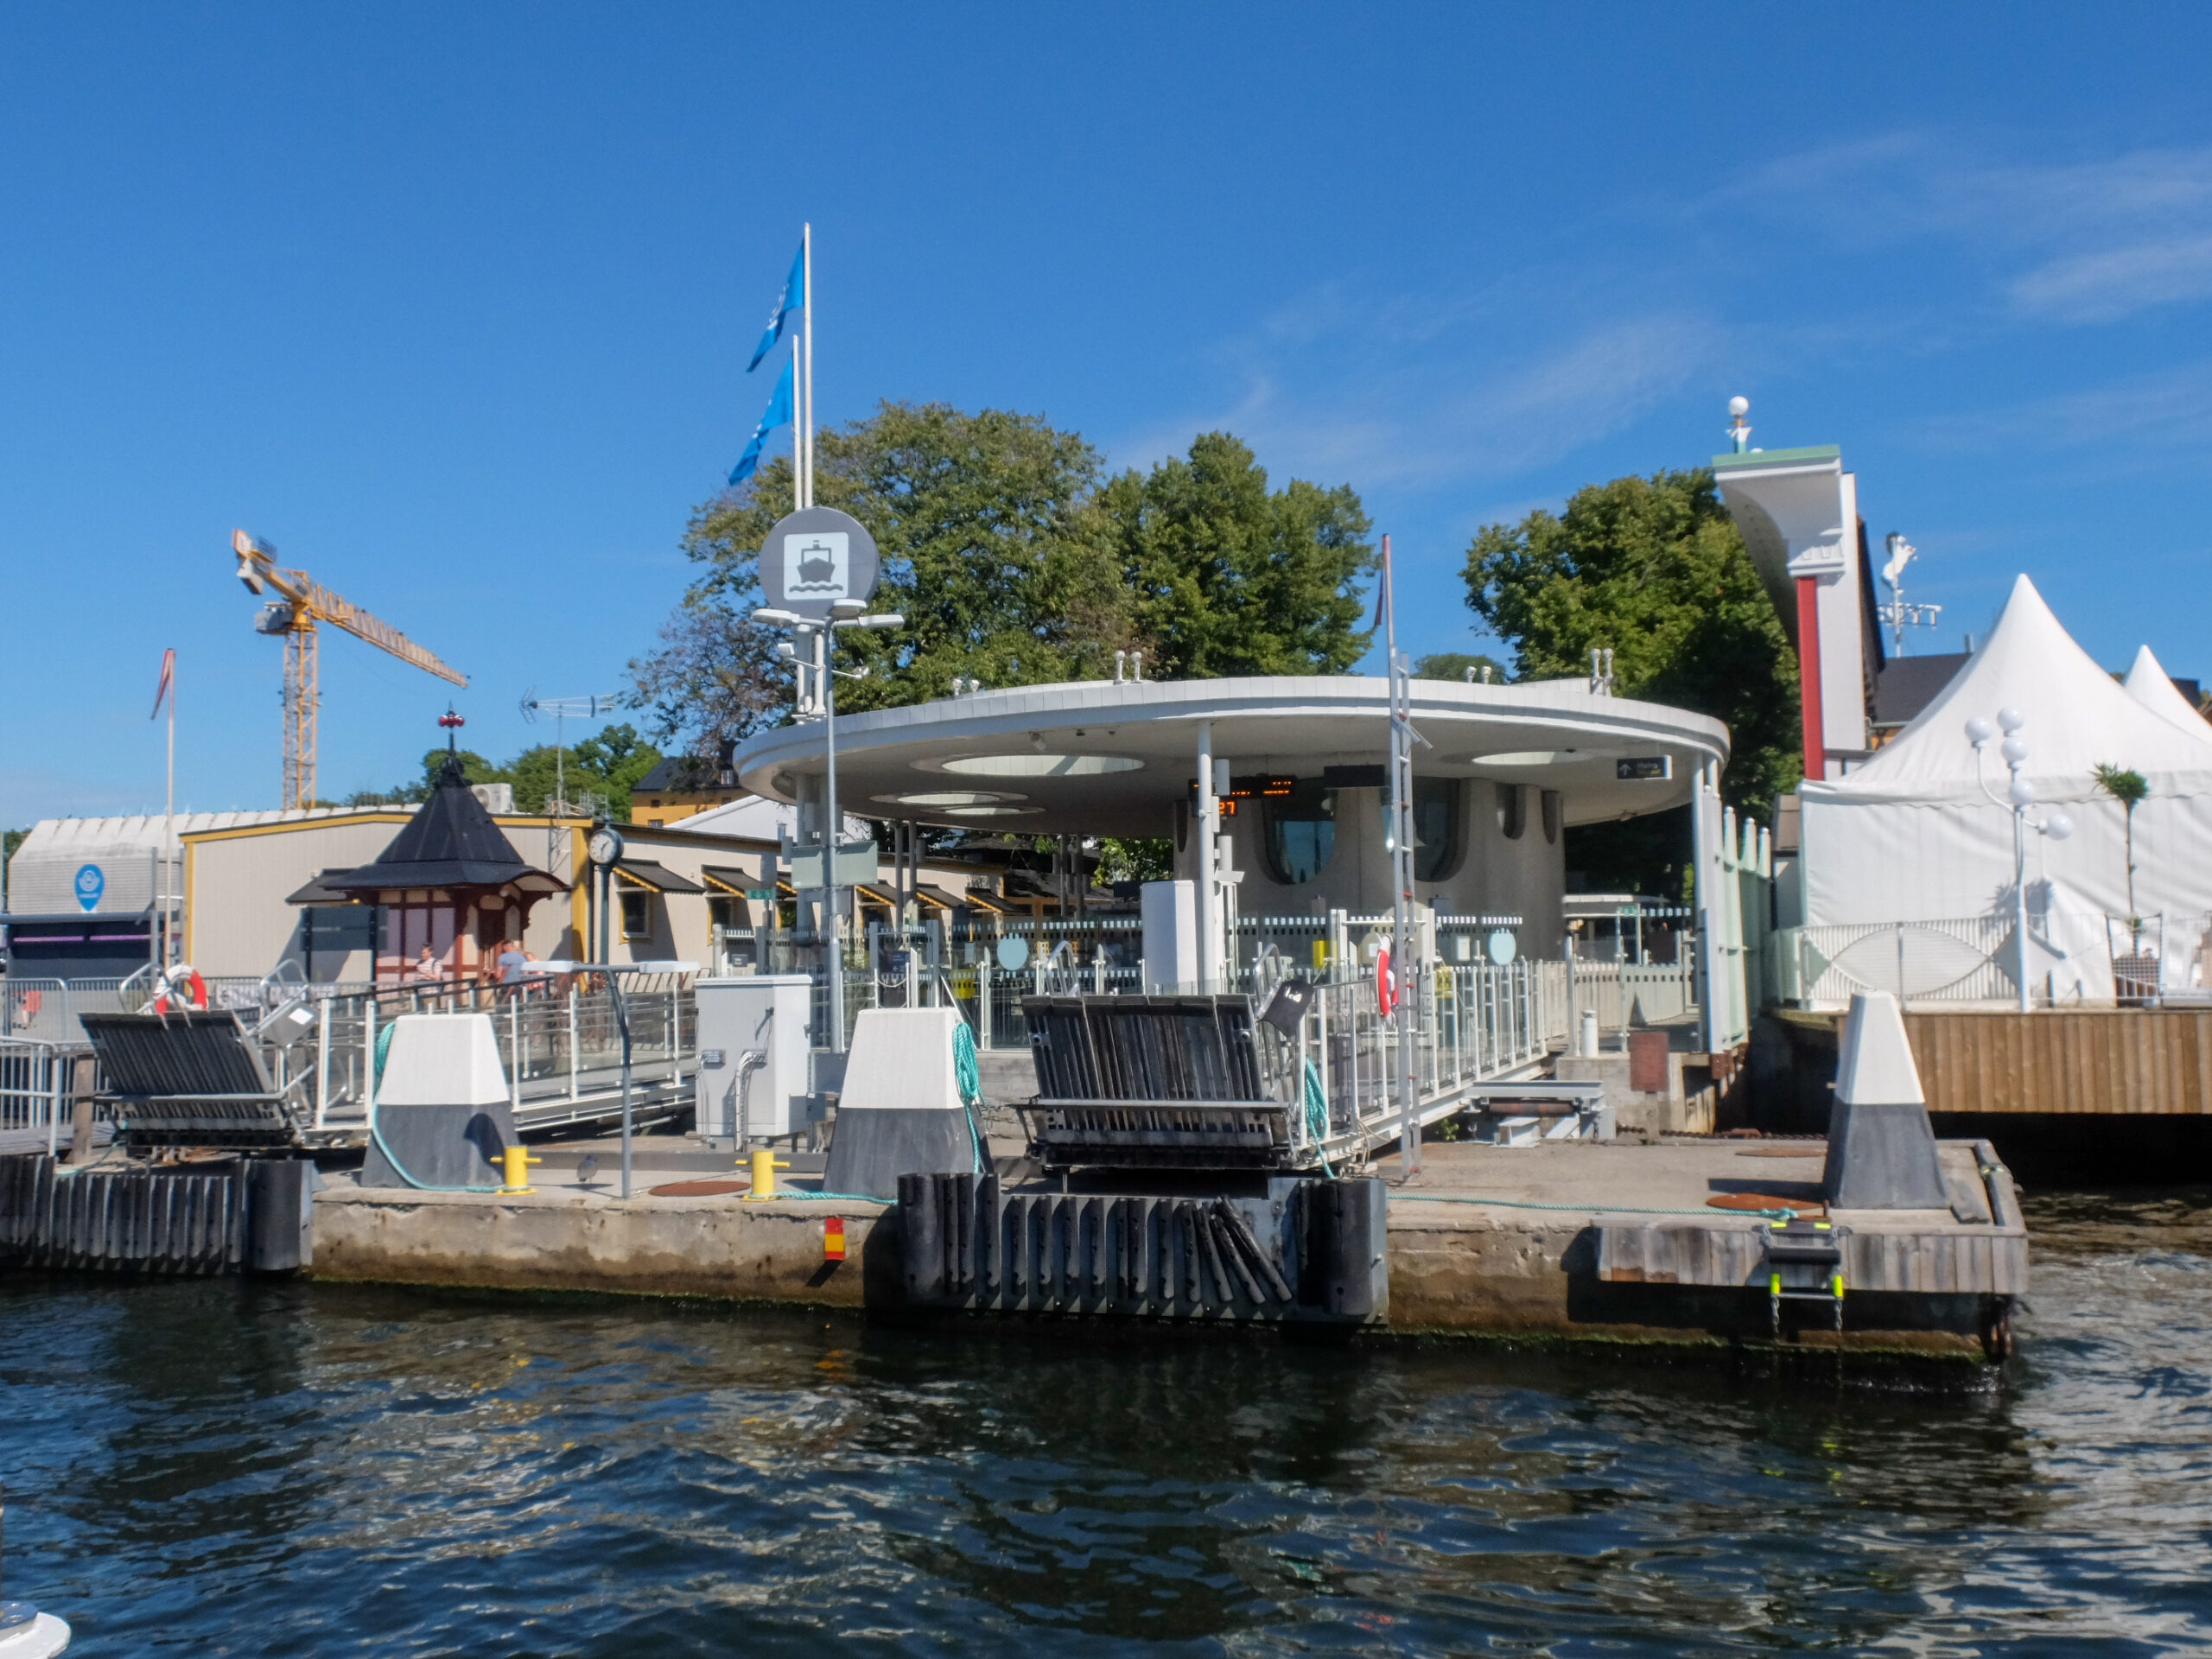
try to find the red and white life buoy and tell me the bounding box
[1375,944,1395,1016]
[154,964,207,1014]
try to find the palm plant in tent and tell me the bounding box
[2092,764,2150,949]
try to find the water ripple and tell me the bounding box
[1,1186,2208,1654]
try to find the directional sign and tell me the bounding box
[760,506,880,621]
[73,864,105,912]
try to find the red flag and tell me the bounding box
[150,648,175,720]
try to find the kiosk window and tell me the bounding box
[1262,781,1337,885]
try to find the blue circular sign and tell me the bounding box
[74,864,105,912]
[1486,927,1516,967]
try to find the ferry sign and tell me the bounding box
[73,863,105,912]
[760,505,880,622]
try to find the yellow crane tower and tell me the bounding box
[232,528,470,810]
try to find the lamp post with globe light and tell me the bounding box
[753,599,904,1050]
[1967,709,2075,1012]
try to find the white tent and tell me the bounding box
[2122,644,2212,741]
[1799,575,2212,999]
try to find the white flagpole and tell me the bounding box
[802,220,814,510]
[163,654,176,967]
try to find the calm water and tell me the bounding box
[3,1188,2209,1656]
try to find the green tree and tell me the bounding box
[1414,651,1510,683]
[2092,763,2150,941]
[1100,432,1375,678]
[636,402,1136,741]
[1463,468,1800,817]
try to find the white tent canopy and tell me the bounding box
[1799,575,2212,998]
[2122,644,2212,742]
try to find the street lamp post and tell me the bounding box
[753,601,904,1051]
[1967,709,2074,1013]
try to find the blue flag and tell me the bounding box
[729,357,795,483]
[746,239,807,372]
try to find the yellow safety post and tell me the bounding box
[743,1147,791,1199]
[500,1146,541,1193]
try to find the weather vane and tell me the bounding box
[1876,533,1942,657]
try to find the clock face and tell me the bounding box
[588,829,624,867]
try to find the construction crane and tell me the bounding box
[232,528,470,809]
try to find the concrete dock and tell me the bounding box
[306,1132,2024,1361]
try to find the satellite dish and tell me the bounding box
[995,935,1030,971]
[1487,928,1517,967]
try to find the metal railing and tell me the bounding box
[1291,960,1567,1157]
[1775,912,2209,1008]
[287,973,696,1128]
[1567,958,1700,1034]
[0,1040,71,1149]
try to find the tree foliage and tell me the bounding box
[342,724,663,821]
[1462,468,1801,818]
[1413,651,1510,683]
[634,407,1378,754]
[635,403,1133,734]
[1099,432,1375,678]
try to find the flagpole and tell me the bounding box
[801,220,814,510]
[164,657,175,966]
[1382,536,1420,1179]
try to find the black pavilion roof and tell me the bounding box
[322,753,568,896]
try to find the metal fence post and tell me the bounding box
[568,988,580,1101]
[315,995,332,1129]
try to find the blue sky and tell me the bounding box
[3,5,2209,826]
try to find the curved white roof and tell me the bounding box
[1803,575,2212,807]
[734,674,1728,837]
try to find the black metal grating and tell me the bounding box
[79,1011,301,1148]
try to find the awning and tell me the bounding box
[612,859,705,895]
[953,887,1017,915]
[697,865,760,896]
[285,870,363,905]
[852,883,899,906]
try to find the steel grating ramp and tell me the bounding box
[1022,995,1293,1170]
[79,1010,305,1149]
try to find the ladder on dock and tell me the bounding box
[1763,1217,1847,1337]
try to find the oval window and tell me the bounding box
[1414,777,1465,882]
[1262,780,1337,885]
[1497,782,1526,841]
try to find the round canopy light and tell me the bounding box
[944,804,1043,817]
[1473,746,1627,767]
[873,790,1028,807]
[938,753,1142,778]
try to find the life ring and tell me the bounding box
[155,964,207,1014]
[1375,945,1395,1017]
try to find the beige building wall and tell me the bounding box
[183,814,411,980]
[181,806,1014,982]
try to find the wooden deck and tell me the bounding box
[1778,1007,2212,1116]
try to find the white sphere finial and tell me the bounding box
[2044,812,2074,842]
[1728,396,1750,418]
[1965,715,1993,747]
[1997,707,2026,734]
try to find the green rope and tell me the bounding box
[1301,1058,1338,1179]
[1391,1192,1801,1222]
[951,1014,987,1176]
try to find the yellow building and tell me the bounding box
[630,747,745,827]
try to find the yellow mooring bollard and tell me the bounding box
[743,1146,791,1199]
[501,1146,542,1193]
